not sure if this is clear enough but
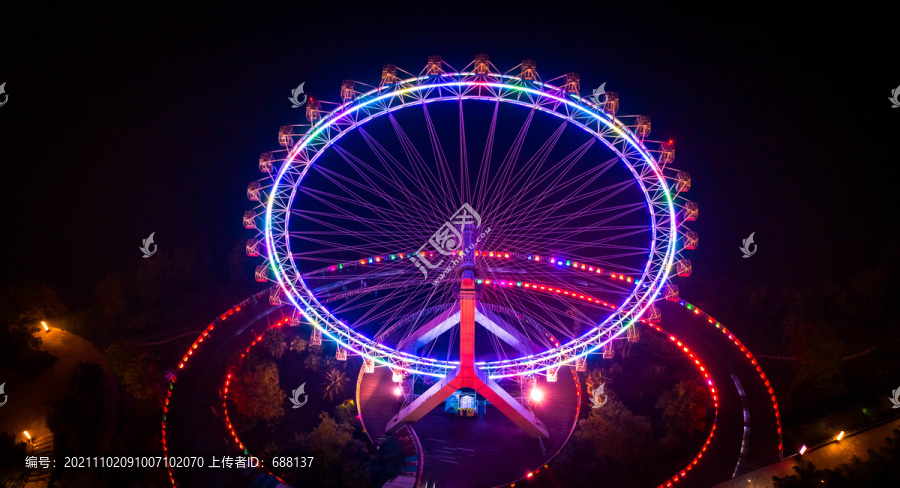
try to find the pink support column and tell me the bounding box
[385,276,548,438]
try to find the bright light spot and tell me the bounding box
[23,431,31,440]
[41,321,49,331]
[799,445,807,455]
[393,386,402,396]
[530,387,544,403]
[836,431,845,441]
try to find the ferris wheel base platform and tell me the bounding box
[357,365,580,488]
[385,364,549,438]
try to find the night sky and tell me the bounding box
[2,4,896,306]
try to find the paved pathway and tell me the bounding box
[0,327,119,488]
[713,418,900,487]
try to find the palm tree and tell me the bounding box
[323,368,349,402]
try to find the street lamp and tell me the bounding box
[23,431,34,455]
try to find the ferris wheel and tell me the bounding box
[244,55,697,434]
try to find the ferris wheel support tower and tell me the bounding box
[385,229,548,438]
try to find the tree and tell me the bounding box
[334,399,359,427]
[772,462,844,487]
[573,398,654,466]
[262,328,287,359]
[0,431,27,488]
[656,376,713,449]
[102,343,162,404]
[304,346,324,372]
[369,435,406,486]
[7,283,68,324]
[231,360,284,424]
[585,368,604,398]
[93,272,130,323]
[324,368,349,402]
[0,284,65,368]
[303,413,353,467]
[290,336,308,354]
[46,362,104,453]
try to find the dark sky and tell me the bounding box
[1,4,896,306]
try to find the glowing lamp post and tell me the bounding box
[23,431,34,455]
[41,321,49,332]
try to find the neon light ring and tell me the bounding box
[243,56,697,432]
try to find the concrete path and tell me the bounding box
[0,327,119,488]
[713,418,900,487]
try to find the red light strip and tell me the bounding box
[163,295,281,487]
[483,278,618,310]
[316,251,637,288]
[679,301,783,458]
[221,316,294,485]
[520,319,718,487]
[641,320,718,487]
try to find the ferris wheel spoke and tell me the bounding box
[303,165,438,238]
[341,285,441,332]
[373,303,454,342]
[488,154,625,248]
[494,291,582,342]
[458,99,471,205]
[523,211,649,253]
[290,189,436,256]
[493,213,644,259]
[357,125,454,225]
[497,194,647,259]
[326,278,442,320]
[330,141,459,237]
[335,133,441,218]
[296,183,422,237]
[483,124,586,238]
[486,145,605,255]
[313,151,437,234]
[347,284,457,342]
[473,101,500,211]
[476,108,535,218]
[489,177,636,243]
[420,105,462,211]
[387,110,456,219]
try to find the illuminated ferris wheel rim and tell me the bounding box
[263,69,680,378]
